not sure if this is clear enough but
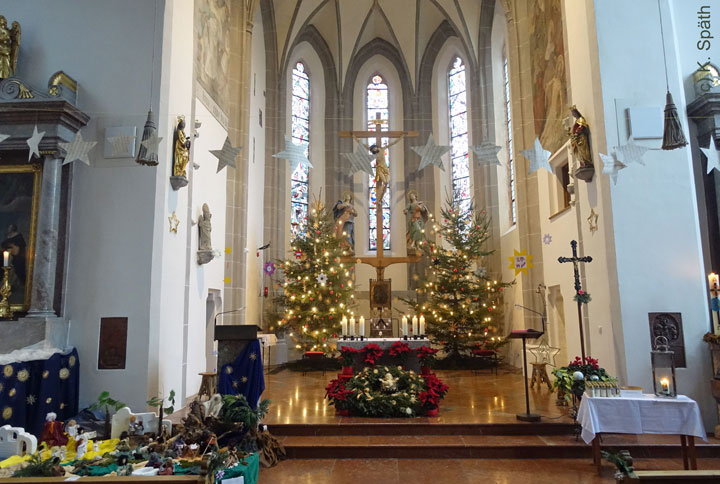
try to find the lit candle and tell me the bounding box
[709,273,720,296]
[341,316,347,336]
[359,316,365,337]
[2,251,8,267]
[660,378,670,396]
[419,315,425,336]
[412,316,418,335]
[402,316,408,336]
[349,316,355,337]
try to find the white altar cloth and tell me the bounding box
[577,394,707,444]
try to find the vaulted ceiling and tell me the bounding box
[268,0,490,91]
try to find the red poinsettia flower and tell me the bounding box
[388,341,412,357]
[361,344,384,365]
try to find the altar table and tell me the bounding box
[577,394,707,473]
[338,338,430,372]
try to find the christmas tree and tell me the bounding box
[406,197,511,359]
[276,199,355,353]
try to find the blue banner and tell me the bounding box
[218,339,265,408]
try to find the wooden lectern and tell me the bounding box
[214,324,262,371]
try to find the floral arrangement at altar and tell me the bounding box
[552,356,612,405]
[361,343,384,365]
[325,366,449,418]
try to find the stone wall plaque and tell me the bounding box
[98,317,128,369]
[648,312,686,368]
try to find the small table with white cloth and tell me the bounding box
[577,394,707,473]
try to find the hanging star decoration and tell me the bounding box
[27,125,45,161]
[413,134,450,172]
[528,338,560,367]
[210,136,241,173]
[60,132,97,166]
[587,209,599,234]
[508,248,534,276]
[342,144,375,176]
[476,266,487,278]
[0,133,9,144]
[273,136,312,174]
[317,273,328,285]
[543,233,552,245]
[520,138,552,174]
[599,152,627,185]
[168,211,180,233]
[701,142,720,174]
[140,131,163,158]
[107,133,135,158]
[615,138,648,166]
[471,141,503,166]
[264,261,276,277]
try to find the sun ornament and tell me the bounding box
[59,368,70,380]
[3,365,13,378]
[17,369,29,382]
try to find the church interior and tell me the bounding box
[1,0,720,482]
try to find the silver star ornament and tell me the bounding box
[701,142,720,174]
[211,136,242,173]
[140,131,163,157]
[342,145,375,176]
[60,132,97,166]
[27,125,45,161]
[520,138,552,174]
[615,138,648,166]
[413,134,450,172]
[471,142,503,166]
[273,136,312,173]
[599,152,627,185]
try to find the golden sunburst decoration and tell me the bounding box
[241,376,248,383]
[249,352,257,361]
[59,368,70,380]
[507,249,534,276]
[42,370,49,379]
[17,369,29,382]
[46,397,52,404]
[69,355,77,367]
[3,365,13,378]
[8,388,16,397]
[2,407,12,420]
[225,366,233,374]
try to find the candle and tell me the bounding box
[341,316,347,336]
[359,316,365,337]
[709,273,719,296]
[349,316,355,336]
[660,378,670,395]
[2,251,8,267]
[402,316,408,336]
[412,316,418,335]
[419,315,425,336]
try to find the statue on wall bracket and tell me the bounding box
[568,106,594,182]
[197,203,215,265]
[0,16,21,79]
[170,116,190,190]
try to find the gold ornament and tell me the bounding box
[69,355,77,367]
[42,370,49,379]
[2,365,12,378]
[45,397,52,404]
[2,407,12,420]
[16,369,28,382]
[59,368,70,380]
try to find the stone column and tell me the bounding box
[27,155,63,317]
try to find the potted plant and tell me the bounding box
[388,341,412,367]
[361,343,384,366]
[338,347,359,375]
[416,346,439,375]
[552,356,610,415]
[89,391,126,439]
[420,373,449,417]
[325,378,354,416]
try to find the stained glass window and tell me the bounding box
[291,61,310,238]
[448,57,470,213]
[502,54,517,225]
[367,74,390,250]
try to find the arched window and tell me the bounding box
[367,74,391,250]
[448,57,470,213]
[290,61,310,238]
[502,53,516,225]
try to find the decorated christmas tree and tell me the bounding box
[406,197,512,359]
[275,198,355,353]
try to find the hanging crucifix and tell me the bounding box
[558,240,593,360]
[338,114,419,322]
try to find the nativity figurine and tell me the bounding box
[332,191,357,252]
[197,203,215,265]
[568,105,594,182]
[170,115,191,190]
[0,17,20,79]
[40,412,68,447]
[404,190,429,253]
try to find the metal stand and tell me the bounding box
[508,329,543,422]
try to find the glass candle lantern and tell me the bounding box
[651,336,676,398]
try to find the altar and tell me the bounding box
[338,338,430,372]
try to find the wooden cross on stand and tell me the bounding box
[558,240,593,360]
[338,114,419,319]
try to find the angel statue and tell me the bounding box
[332,190,357,252]
[404,190,429,252]
[0,17,21,79]
[351,133,405,201]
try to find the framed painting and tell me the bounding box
[369,279,392,309]
[0,164,40,312]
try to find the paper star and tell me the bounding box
[273,136,312,174]
[27,125,45,161]
[599,152,627,185]
[210,136,241,173]
[342,145,375,176]
[0,134,9,144]
[168,211,180,233]
[60,132,97,166]
[471,142,503,166]
[543,234,552,245]
[615,139,648,166]
[26,394,36,405]
[413,134,450,172]
[140,131,163,157]
[107,134,135,157]
[587,209,599,234]
[701,142,720,174]
[520,138,552,174]
[508,248,534,276]
[528,339,560,367]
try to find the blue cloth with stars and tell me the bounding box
[218,339,265,408]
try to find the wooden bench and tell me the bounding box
[471,349,498,375]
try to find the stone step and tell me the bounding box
[268,422,576,436]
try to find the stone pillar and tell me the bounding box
[27,155,63,317]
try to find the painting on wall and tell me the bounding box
[529,0,569,155]
[0,164,40,311]
[194,0,231,115]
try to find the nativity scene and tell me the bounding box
[0,1,720,483]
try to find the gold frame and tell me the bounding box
[0,164,41,313]
[369,278,392,309]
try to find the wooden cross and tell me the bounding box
[558,240,593,360]
[338,114,419,283]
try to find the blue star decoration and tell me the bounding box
[342,144,375,176]
[413,134,450,172]
[471,142,503,167]
[210,136,241,173]
[520,138,552,174]
[273,136,312,174]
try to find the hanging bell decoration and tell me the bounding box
[661,91,688,150]
[136,109,159,166]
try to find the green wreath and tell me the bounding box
[343,366,427,418]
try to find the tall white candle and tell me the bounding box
[359,316,365,337]
[341,317,347,336]
[419,315,425,336]
[349,316,356,336]
[402,316,408,336]
[412,316,418,335]
[2,251,8,267]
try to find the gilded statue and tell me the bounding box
[332,190,357,252]
[352,134,404,201]
[173,116,191,178]
[404,190,429,252]
[0,16,20,79]
[568,106,592,168]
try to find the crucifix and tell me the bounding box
[338,114,419,323]
[558,240,593,360]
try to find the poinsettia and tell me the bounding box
[418,390,440,408]
[388,341,412,357]
[338,346,360,366]
[361,344,384,366]
[416,346,439,366]
[423,373,449,400]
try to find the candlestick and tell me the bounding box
[349,316,355,337]
[402,316,408,337]
[412,316,418,336]
[0,267,13,319]
[359,316,365,337]
[419,315,425,337]
[2,251,8,267]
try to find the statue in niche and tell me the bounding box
[197,203,215,265]
[170,116,191,190]
[0,16,20,79]
[404,190,429,254]
[332,190,357,252]
[567,105,594,182]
